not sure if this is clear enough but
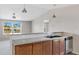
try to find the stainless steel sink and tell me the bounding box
[46,35,62,38]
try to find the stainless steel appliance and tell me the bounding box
[65,36,73,54]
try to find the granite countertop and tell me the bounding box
[11,33,72,45]
[12,37,68,45]
[11,34,47,40]
[0,32,72,45]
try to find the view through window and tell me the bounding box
[3,21,22,34]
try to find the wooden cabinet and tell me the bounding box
[52,39,65,55]
[15,43,32,55]
[15,38,65,55]
[42,40,52,55]
[32,40,53,55]
[15,40,53,55]
[33,41,42,55]
[52,39,60,55]
[59,39,65,55]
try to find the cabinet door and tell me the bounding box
[59,39,65,55]
[52,40,60,55]
[42,40,52,55]
[15,44,32,55]
[33,42,42,55]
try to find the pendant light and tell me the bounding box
[53,4,56,18]
[12,8,16,19]
[12,13,16,19]
[22,4,27,13]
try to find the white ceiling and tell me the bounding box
[0,4,72,21]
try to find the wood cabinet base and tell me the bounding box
[15,43,32,55]
[15,39,65,55]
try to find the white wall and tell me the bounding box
[32,5,79,54]
[32,12,50,33]
[22,21,32,34]
[49,5,79,34]
[32,5,79,34]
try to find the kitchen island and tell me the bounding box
[0,33,73,55]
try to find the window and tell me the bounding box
[3,21,22,35]
[12,22,21,34]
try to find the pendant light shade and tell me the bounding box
[53,14,56,18]
[22,4,27,13]
[22,8,27,13]
[53,4,56,18]
[12,13,16,19]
